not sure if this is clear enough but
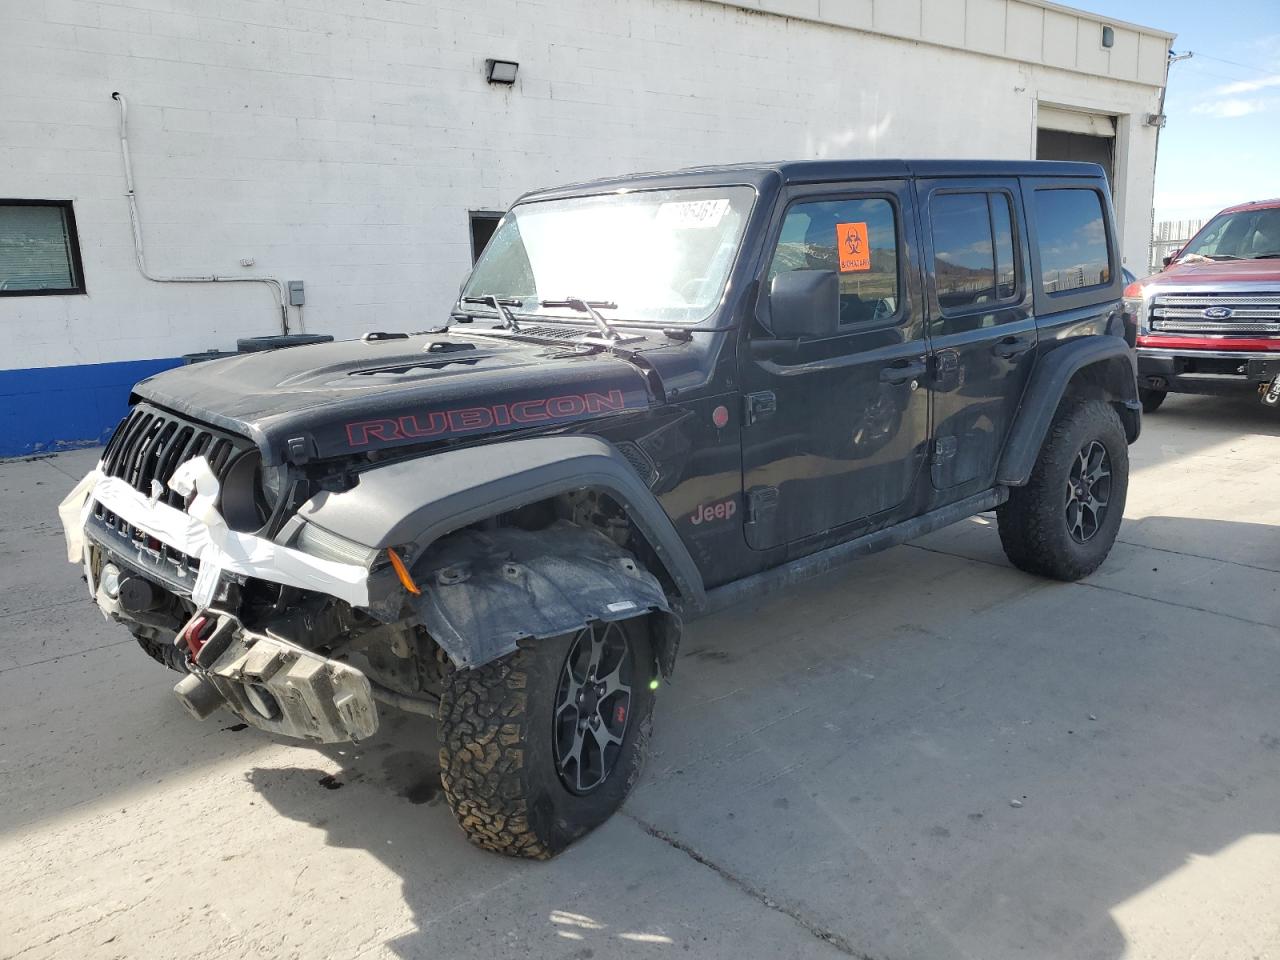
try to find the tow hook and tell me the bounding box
[1262,374,1280,407]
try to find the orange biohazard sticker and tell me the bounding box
[836,222,870,272]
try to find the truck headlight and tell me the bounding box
[294,523,379,568]
[1122,280,1150,343]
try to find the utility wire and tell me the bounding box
[1187,52,1277,75]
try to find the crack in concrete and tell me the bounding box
[0,638,134,675]
[625,812,876,959]
[1113,537,1280,576]
[906,542,1279,631]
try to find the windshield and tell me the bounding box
[1180,207,1280,261]
[461,186,755,325]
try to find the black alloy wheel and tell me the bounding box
[1065,439,1112,544]
[553,622,634,795]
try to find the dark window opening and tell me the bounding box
[0,200,86,296]
[1036,129,1115,189]
[469,210,504,264]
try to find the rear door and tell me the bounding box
[738,181,930,550]
[916,179,1037,490]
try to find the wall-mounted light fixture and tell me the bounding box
[485,59,519,85]
[1101,25,1114,48]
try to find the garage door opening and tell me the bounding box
[1036,105,1116,187]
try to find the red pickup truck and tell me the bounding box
[1126,198,1280,411]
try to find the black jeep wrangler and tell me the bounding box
[60,159,1140,858]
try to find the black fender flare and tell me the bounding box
[297,435,705,610]
[997,336,1140,487]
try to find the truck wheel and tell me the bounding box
[1139,388,1166,413]
[997,399,1128,581]
[438,617,655,858]
[134,632,189,673]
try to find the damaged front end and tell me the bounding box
[57,422,433,743]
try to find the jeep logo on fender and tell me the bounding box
[690,497,737,525]
[345,390,630,447]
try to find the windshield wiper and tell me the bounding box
[540,298,620,340]
[1208,254,1244,261]
[461,295,524,331]
[1251,253,1280,260]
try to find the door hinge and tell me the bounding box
[745,485,780,526]
[744,390,777,425]
[931,437,958,464]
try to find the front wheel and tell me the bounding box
[437,617,656,858]
[997,399,1129,581]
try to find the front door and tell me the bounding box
[739,182,931,550]
[916,179,1038,490]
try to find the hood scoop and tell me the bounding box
[351,343,481,378]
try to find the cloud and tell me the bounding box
[1191,97,1270,118]
[1212,74,1280,95]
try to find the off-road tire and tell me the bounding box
[1139,388,1166,413]
[997,399,1128,581]
[438,618,655,859]
[134,632,188,673]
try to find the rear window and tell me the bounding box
[1033,189,1110,294]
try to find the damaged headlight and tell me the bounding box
[259,461,289,509]
[294,523,379,568]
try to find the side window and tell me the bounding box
[1034,188,1110,293]
[929,191,1019,315]
[768,197,899,326]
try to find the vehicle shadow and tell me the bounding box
[246,503,1280,959]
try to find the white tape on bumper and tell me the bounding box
[59,456,372,608]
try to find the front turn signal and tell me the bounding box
[386,547,421,596]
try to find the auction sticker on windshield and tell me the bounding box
[837,221,870,272]
[656,198,731,229]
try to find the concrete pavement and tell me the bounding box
[1,394,1277,960]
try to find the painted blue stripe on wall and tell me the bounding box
[0,358,183,458]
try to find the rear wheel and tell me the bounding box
[438,617,655,858]
[997,399,1129,581]
[1139,388,1166,413]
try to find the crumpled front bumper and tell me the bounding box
[175,615,380,743]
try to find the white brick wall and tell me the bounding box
[0,0,1167,370]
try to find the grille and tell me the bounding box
[1151,292,1280,336]
[95,403,253,563]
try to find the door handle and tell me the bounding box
[992,335,1034,359]
[880,360,928,385]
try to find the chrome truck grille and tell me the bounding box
[1150,292,1280,336]
[94,403,254,564]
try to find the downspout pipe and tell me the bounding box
[111,92,291,335]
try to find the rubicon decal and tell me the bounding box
[346,390,632,448]
[690,497,737,525]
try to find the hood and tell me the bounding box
[134,331,655,465]
[1143,259,1280,287]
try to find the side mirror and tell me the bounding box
[1162,254,1175,268]
[768,270,840,340]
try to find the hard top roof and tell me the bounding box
[519,158,1108,202]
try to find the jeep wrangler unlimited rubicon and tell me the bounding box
[60,159,1140,858]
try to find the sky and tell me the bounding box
[1070,0,1280,224]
